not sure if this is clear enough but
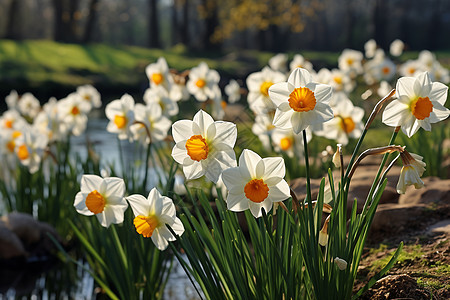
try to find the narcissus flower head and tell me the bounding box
[221,149,290,218]
[397,151,426,194]
[126,188,184,250]
[268,68,334,134]
[186,62,220,102]
[171,110,237,183]
[105,94,136,141]
[382,72,449,137]
[74,175,128,227]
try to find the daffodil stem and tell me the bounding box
[365,128,399,206]
[142,141,152,193]
[302,130,312,204]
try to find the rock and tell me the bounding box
[0,212,63,262]
[1,212,41,247]
[427,219,450,235]
[0,220,27,259]
[398,177,450,205]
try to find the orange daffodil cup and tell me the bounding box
[221,149,291,218]
[74,175,128,227]
[126,188,184,251]
[382,72,449,137]
[268,68,334,134]
[171,110,237,183]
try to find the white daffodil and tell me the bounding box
[33,98,69,142]
[364,39,377,58]
[143,85,179,117]
[382,72,449,137]
[186,62,220,102]
[289,54,314,73]
[126,188,184,251]
[130,103,172,145]
[17,93,41,121]
[74,175,128,227]
[5,90,19,110]
[221,149,290,218]
[171,110,237,183]
[431,61,450,84]
[377,81,393,98]
[14,126,49,174]
[0,109,27,131]
[315,93,364,145]
[76,84,101,110]
[390,39,405,57]
[418,50,436,70]
[397,151,426,194]
[399,60,424,77]
[252,112,276,151]
[0,129,23,164]
[246,66,286,115]
[271,127,311,157]
[105,94,136,141]
[329,69,355,94]
[145,57,174,90]
[268,68,334,134]
[338,49,363,76]
[58,93,90,136]
[268,53,288,73]
[224,79,241,103]
[364,57,396,84]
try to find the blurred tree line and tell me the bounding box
[1,0,449,52]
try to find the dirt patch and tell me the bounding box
[356,232,450,299]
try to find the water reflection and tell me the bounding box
[1,115,201,299]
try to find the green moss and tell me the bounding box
[417,277,444,291]
[370,244,424,271]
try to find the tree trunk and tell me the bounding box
[201,0,221,51]
[148,0,160,48]
[5,0,20,39]
[53,0,65,41]
[374,0,388,50]
[83,0,100,43]
[180,0,189,46]
[171,0,179,45]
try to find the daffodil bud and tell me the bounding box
[332,144,342,168]
[334,257,348,270]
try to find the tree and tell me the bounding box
[148,0,160,48]
[5,0,20,39]
[83,0,100,43]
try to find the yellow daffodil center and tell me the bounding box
[17,145,29,160]
[346,58,354,65]
[12,131,22,139]
[280,137,293,150]
[114,115,128,129]
[186,135,209,161]
[196,79,206,88]
[408,68,416,75]
[221,100,227,110]
[333,76,342,85]
[134,215,160,237]
[152,73,164,85]
[340,117,355,133]
[244,179,269,203]
[71,106,80,115]
[5,120,13,128]
[6,141,15,153]
[85,190,106,214]
[382,67,391,74]
[288,87,316,112]
[410,97,433,120]
[260,81,273,97]
[83,94,91,101]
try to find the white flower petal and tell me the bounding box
[273,108,294,129]
[172,120,193,143]
[193,110,215,135]
[213,122,237,145]
[267,180,291,202]
[288,68,312,88]
[151,231,169,250]
[262,157,285,178]
[429,82,449,105]
[268,82,290,107]
[74,192,93,216]
[428,102,450,123]
[227,192,249,212]
[183,161,205,180]
[103,177,125,198]
[396,77,416,99]
[126,194,150,216]
[80,175,103,193]
[239,149,263,179]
